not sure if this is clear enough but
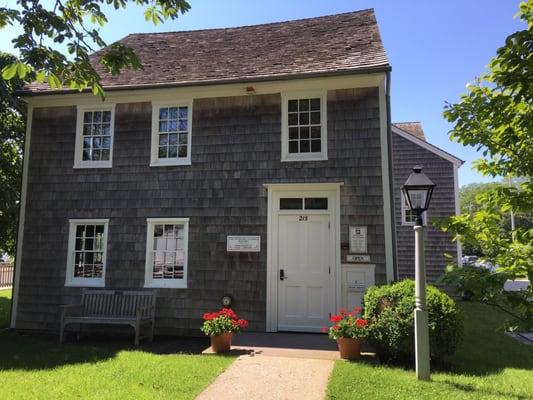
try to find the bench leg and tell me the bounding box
[134,323,140,346]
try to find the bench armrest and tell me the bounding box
[136,304,155,318]
[60,304,82,319]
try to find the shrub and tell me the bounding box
[363,279,463,364]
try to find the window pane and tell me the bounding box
[159,134,168,146]
[92,150,101,161]
[288,113,298,126]
[311,126,321,139]
[310,98,320,111]
[178,119,188,131]
[178,146,187,158]
[299,112,309,125]
[93,112,102,123]
[102,111,111,122]
[300,127,310,139]
[311,139,321,152]
[179,107,188,120]
[305,197,328,210]
[299,99,309,111]
[280,198,303,210]
[289,127,298,140]
[83,124,92,136]
[288,99,298,112]
[83,150,91,161]
[310,111,320,124]
[169,133,178,145]
[300,140,310,153]
[85,225,95,237]
[159,146,167,158]
[159,121,168,133]
[83,112,92,123]
[288,140,298,154]
[178,134,188,145]
[159,108,169,120]
[168,146,178,158]
[169,107,178,120]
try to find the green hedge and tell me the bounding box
[363,279,463,364]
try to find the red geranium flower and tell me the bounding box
[330,315,342,323]
[353,306,362,314]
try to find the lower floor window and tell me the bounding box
[66,219,108,286]
[145,218,189,288]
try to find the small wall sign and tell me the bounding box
[227,236,261,252]
[349,226,367,253]
[347,254,371,263]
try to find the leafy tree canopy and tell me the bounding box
[440,1,532,329]
[0,0,191,96]
[0,52,25,256]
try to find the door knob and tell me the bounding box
[280,269,287,280]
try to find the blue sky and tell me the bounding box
[0,0,524,186]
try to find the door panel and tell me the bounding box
[277,213,330,332]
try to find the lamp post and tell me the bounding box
[401,165,436,381]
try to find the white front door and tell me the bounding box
[277,213,331,332]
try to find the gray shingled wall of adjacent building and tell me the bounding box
[391,132,457,284]
[16,87,387,336]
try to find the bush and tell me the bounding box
[363,279,463,364]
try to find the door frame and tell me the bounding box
[264,182,343,332]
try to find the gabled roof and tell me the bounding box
[392,122,464,166]
[24,9,389,95]
[392,122,425,140]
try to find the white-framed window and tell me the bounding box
[65,219,109,287]
[74,105,115,168]
[401,192,427,225]
[150,101,193,166]
[281,91,327,162]
[144,218,189,288]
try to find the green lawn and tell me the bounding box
[0,289,234,399]
[0,289,11,328]
[327,302,533,400]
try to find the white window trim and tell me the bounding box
[74,104,116,169]
[65,218,109,287]
[144,217,189,289]
[401,192,427,226]
[281,90,328,162]
[150,101,193,167]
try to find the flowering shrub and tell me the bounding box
[200,308,249,337]
[324,307,369,340]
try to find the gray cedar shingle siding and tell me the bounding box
[391,132,457,284]
[16,87,386,335]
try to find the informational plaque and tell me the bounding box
[349,226,367,254]
[227,236,261,252]
[347,254,371,263]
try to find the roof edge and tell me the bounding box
[17,65,391,97]
[391,125,464,166]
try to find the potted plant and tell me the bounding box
[324,307,369,360]
[201,308,248,353]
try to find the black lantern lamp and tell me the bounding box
[401,165,436,226]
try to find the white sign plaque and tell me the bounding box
[349,226,367,254]
[347,254,371,263]
[227,236,261,252]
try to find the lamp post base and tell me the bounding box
[415,308,430,381]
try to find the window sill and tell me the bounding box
[281,155,328,162]
[73,162,112,169]
[150,159,192,167]
[144,281,187,289]
[65,280,105,288]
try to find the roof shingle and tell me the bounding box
[25,9,389,94]
[392,122,426,141]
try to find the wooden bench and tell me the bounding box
[60,289,157,346]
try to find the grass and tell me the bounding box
[0,289,235,399]
[327,302,533,400]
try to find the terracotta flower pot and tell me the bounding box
[210,332,233,353]
[336,337,362,360]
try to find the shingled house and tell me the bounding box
[11,9,461,336]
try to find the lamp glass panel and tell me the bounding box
[407,189,427,209]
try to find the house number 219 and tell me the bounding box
[298,216,308,221]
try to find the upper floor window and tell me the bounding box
[65,219,108,287]
[281,92,327,162]
[74,105,115,168]
[151,102,192,166]
[144,218,189,288]
[401,192,427,225]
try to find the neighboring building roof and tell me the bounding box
[23,9,389,95]
[392,122,464,166]
[392,122,426,141]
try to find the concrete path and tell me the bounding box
[195,354,334,400]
